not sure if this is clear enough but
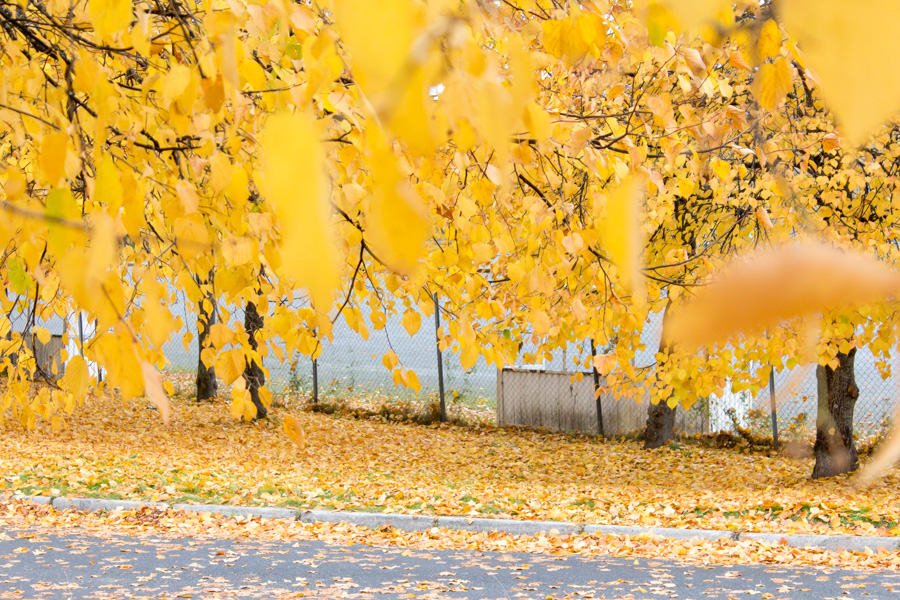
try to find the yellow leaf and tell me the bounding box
[660,0,730,33]
[62,355,90,398]
[592,354,616,376]
[140,361,171,425]
[230,397,244,420]
[542,18,591,64]
[531,309,551,336]
[333,0,420,101]
[94,157,124,213]
[710,158,730,180]
[222,236,255,267]
[35,327,51,345]
[45,188,81,254]
[460,346,479,371]
[403,368,421,394]
[382,350,399,370]
[756,206,774,232]
[173,214,210,260]
[402,311,421,336]
[40,131,68,186]
[757,19,782,60]
[209,154,233,194]
[74,49,102,94]
[175,181,199,215]
[262,112,340,309]
[388,69,438,155]
[88,0,132,40]
[160,64,193,106]
[524,102,551,140]
[600,176,645,293]
[216,348,245,386]
[779,0,900,145]
[208,324,234,350]
[283,414,306,449]
[366,149,430,274]
[681,48,706,78]
[752,57,794,111]
[144,301,177,348]
[677,178,695,198]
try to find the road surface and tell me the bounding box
[1,528,898,599]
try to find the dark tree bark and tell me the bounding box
[812,349,859,478]
[195,275,218,401]
[243,299,267,419]
[645,399,677,449]
[644,301,677,449]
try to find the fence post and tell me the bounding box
[434,293,447,422]
[590,339,604,436]
[769,368,778,447]
[312,356,318,405]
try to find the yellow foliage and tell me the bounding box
[779,0,900,145]
[262,112,340,309]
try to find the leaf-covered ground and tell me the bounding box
[2,394,900,540]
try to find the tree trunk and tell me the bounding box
[644,301,677,449]
[243,299,267,419]
[645,399,677,448]
[195,276,218,401]
[812,349,859,479]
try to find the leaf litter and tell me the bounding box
[1,393,900,569]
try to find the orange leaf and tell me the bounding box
[140,361,171,425]
[283,414,306,449]
[670,242,900,347]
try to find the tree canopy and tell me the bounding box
[2,0,900,455]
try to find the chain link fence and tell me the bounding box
[751,347,897,443]
[160,292,497,423]
[159,293,896,440]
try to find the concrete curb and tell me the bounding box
[171,504,296,520]
[10,493,899,554]
[51,497,169,513]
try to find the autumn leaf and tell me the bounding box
[778,0,900,145]
[62,355,90,399]
[365,146,430,274]
[139,361,171,425]
[332,0,420,105]
[670,243,900,348]
[752,58,794,111]
[755,207,773,232]
[657,0,731,33]
[402,311,421,336]
[261,112,340,309]
[600,176,645,295]
[87,0,132,40]
[283,414,306,449]
[757,19,782,61]
[382,350,399,370]
[39,131,68,186]
[592,354,616,376]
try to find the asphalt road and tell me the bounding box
[1,529,898,599]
